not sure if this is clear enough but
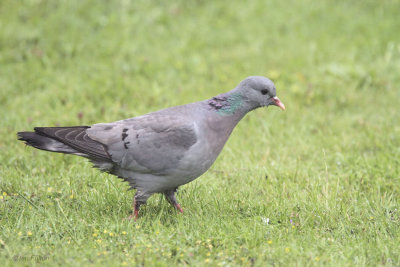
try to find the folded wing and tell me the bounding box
[87,114,198,174]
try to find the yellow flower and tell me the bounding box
[267,240,272,244]
[103,230,108,234]
[285,247,290,253]
[315,257,320,261]
[135,225,141,229]
[122,231,127,235]
[122,262,128,266]
[0,196,3,200]
[92,233,98,237]
[27,231,33,236]
[96,239,102,244]
[47,187,53,192]
[206,252,211,257]
[69,194,74,199]
[3,192,7,196]
[205,259,210,263]
[370,216,374,220]
[18,232,22,236]
[292,225,295,229]
[109,232,114,237]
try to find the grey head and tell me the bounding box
[235,76,285,110]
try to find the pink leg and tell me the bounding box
[175,203,184,213]
[165,188,184,214]
[127,199,141,220]
[127,192,149,220]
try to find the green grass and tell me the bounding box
[1,0,400,266]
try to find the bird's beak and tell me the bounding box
[272,96,285,110]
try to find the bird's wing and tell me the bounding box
[87,114,198,174]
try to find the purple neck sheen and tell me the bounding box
[208,95,228,110]
[207,92,244,115]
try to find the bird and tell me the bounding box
[18,76,285,219]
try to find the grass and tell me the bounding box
[1,0,400,266]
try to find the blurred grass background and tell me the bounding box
[1,0,399,266]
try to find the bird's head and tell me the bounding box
[237,76,285,110]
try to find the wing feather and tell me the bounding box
[34,127,110,161]
[87,115,198,174]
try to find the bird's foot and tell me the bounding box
[126,209,139,221]
[175,203,184,213]
[165,189,184,214]
[125,194,148,221]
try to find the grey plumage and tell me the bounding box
[17,76,285,219]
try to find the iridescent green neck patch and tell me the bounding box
[208,92,243,115]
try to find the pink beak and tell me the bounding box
[272,96,286,110]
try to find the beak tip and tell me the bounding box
[273,96,285,111]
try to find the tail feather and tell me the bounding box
[18,132,80,154]
[17,126,111,162]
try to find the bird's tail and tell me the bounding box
[17,126,110,161]
[18,130,81,154]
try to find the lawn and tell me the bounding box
[1,0,400,266]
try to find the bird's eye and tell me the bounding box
[261,89,268,95]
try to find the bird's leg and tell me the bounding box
[164,188,183,213]
[128,199,144,220]
[128,191,150,220]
